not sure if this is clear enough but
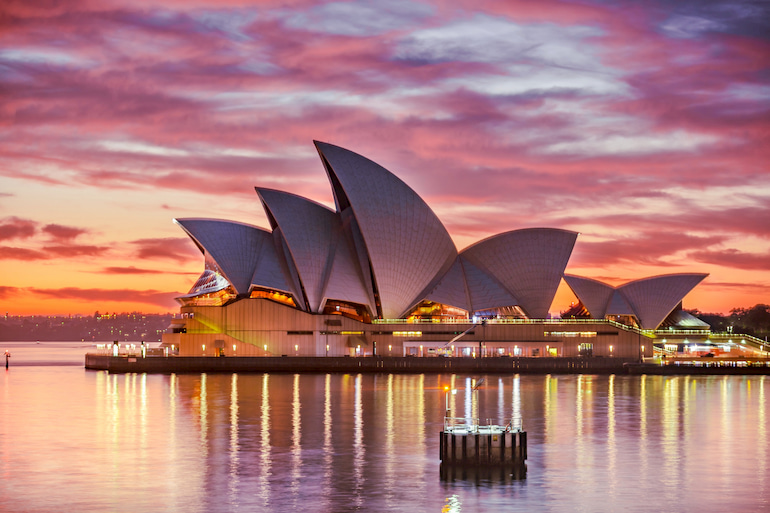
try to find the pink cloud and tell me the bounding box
[42,244,109,258]
[0,217,37,241]
[42,223,88,241]
[29,286,179,308]
[0,246,48,260]
[567,232,724,268]
[690,249,770,271]
[131,237,200,263]
[101,266,164,275]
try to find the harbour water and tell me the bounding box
[1,342,768,512]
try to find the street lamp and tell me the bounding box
[444,386,457,415]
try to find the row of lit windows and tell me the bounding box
[250,289,296,307]
[546,331,598,337]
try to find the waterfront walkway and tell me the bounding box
[85,354,637,374]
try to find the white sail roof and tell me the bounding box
[315,141,458,319]
[461,228,577,318]
[619,273,708,329]
[174,218,265,295]
[564,274,614,318]
[564,272,708,329]
[425,257,472,312]
[257,188,371,313]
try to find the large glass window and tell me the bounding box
[473,305,528,320]
[178,285,237,307]
[405,300,468,322]
[322,300,371,323]
[250,288,297,308]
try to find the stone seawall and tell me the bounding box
[626,362,770,375]
[85,354,635,374]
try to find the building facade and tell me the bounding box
[162,141,708,358]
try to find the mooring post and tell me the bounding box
[5,350,10,369]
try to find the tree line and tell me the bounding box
[689,304,770,338]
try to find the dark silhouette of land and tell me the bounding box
[0,312,173,342]
[689,304,770,338]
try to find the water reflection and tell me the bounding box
[323,373,333,510]
[512,374,521,425]
[291,373,301,505]
[2,370,769,512]
[199,373,208,456]
[607,374,616,492]
[384,373,395,509]
[229,373,238,506]
[259,373,271,508]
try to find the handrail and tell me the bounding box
[372,317,657,338]
[443,416,523,433]
[709,333,768,346]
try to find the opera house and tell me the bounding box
[162,141,711,359]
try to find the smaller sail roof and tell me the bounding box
[619,273,708,329]
[564,274,614,319]
[564,272,708,329]
[174,218,265,295]
[461,228,577,318]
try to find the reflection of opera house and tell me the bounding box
[162,141,712,360]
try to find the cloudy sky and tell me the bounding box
[1,0,768,316]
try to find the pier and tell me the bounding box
[85,354,638,374]
[439,417,527,466]
[439,415,527,481]
[626,357,770,375]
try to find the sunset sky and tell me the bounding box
[1,0,768,316]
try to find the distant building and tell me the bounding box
[162,142,709,358]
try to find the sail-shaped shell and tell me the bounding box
[315,141,458,319]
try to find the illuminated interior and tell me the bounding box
[175,270,237,306]
[250,288,297,308]
[606,314,639,328]
[322,300,371,323]
[473,305,528,319]
[561,301,591,319]
[405,300,469,321]
[187,269,230,296]
[178,285,237,307]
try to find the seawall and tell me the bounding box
[626,362,770,375]
[85,355,636,374]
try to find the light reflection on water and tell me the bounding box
[1,349,769,512]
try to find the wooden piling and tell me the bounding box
[439,429,527,468]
